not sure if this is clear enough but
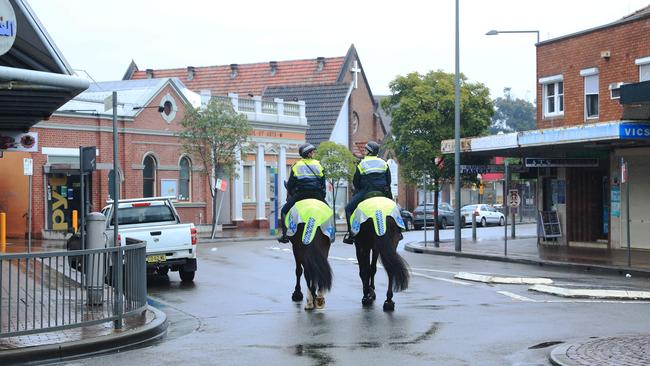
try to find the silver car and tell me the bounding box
[460,204,505,227]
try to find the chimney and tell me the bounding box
[145,69,154,79]
[316,57,325,72]
[187,66,195,81]
[230,64,238,79]
[269,61,278,76]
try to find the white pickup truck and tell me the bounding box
[68,197,198,282]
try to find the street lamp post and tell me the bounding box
[485,29,540,44]
[454,0,461,252]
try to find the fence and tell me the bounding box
[0,242,147,338]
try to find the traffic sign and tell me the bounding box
[23,158,33,176]
[508,189,521,208]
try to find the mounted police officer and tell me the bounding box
[277,143,326,243]
[343,141,392,244]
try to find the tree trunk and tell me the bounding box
[210,190,218,239]
[434,179,440,244]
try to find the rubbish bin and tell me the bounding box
[85,212,107,305]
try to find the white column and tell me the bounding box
[256,144,267,220]
[279,145,287,207]
[232,147,244,221]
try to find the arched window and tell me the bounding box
[179,157,191,201]
[143,155,157,197]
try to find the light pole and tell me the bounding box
[453,0,461,252]
[485,29,540,44]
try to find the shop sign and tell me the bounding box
[524,158,599,168]
[0,131,38,152]
[0,0,17,56]
[619,123,650,139]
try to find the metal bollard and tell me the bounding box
[0,212,5,253]
[86,212,107,305]
[472,214,477,242]
[72,210,78,233]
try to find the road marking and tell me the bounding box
[456,272,554,285]
[498,291,537,302]
[329,256,357,262]
[530,284,650,300]
[410,271,473,286]
[408,267,458,274]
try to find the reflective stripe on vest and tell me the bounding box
[292,159,324,179]
[358,156,388,175]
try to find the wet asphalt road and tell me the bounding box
[56,226,650,366]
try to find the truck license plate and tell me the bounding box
[146,254,166,263]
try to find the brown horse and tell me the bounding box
[289,224,333,310]
[351,197,409,311]
[285,198,334,311]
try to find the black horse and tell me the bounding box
[289,223,333,311]
[354,212,409,312]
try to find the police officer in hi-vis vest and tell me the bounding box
[343,141,393,244]
[277,143,326,243]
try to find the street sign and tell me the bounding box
[215,178,228,192]
[508,189,521,208]
[23,158,33,176]
[104,94,113,112]
[80,146,96,173]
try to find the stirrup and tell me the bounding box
[342,233,355,244]
[277,234,290,243]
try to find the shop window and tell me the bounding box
[143,155,157,198]
[179,157,191,201]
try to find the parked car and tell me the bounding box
[396,204,414,231]
[413,202,455,230]
[460,204,505,227]
[68,197,198,282]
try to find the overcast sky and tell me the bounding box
[29,0,649,103]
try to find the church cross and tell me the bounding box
[351,61,361,89]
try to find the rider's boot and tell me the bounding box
[277,228,290,243]
[342,231,355,244]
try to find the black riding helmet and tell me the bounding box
[299,143,316,158]
[364,141,380,156]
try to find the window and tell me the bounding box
[636,57,650,82]
[143,155,157,198]
[540,75,564,118]
[610,83,624,100]
[179,157,191,201]
[243,165,253,201]
[584,74,599,119]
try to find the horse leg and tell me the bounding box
[355,244,373,306]
[315,289,325,310]
[383,276,395,312]
[292,260,303,302]
[369,248,379,300]
[304,271,316,311]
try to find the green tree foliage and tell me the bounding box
[178,99,252,237]
[490,93,536,133]
[382,70,493,242]
[315,141,357,225]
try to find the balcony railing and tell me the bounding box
[205,93,306,125]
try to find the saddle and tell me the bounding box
[285,199,335,244]
[350,196,406,237]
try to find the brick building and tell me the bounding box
[443,6,650,250]
[125,45,390,224]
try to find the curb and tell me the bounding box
[549,342,576,366]
[405,243,650,278]
[529,284,650,300]
[0,305,168,365]
[199,236,275,243]
[454,272,553,285]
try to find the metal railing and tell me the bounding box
[0,242,147,338]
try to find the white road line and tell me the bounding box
[411,271,473,286]
[408,267,459,275]
[498,291,537,302]
[329,256,357,262]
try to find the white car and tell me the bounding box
[460,204,505,227]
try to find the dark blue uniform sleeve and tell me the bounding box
[352,167,361,192]
[286,168,296,196]
[385,167,393,200]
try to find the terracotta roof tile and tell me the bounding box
[131,57,345,96]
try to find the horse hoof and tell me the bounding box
[383,300,395,312]
[369,289,376,301]
[304,303,315,311]
[315,296,325,309]
[292,291,303,302]
[361,296,374,307]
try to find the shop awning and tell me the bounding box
[442,120,650,158]
[0,0,89,131]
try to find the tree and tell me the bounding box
[490,92,536,134]
[314,141,357,232]
[178,99,252,238]
[382,70,493,244]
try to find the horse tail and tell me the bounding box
[375,218,409,292]
[303,228,333,292]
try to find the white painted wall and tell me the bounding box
[328,85,353,146]
[613,148,650,249]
